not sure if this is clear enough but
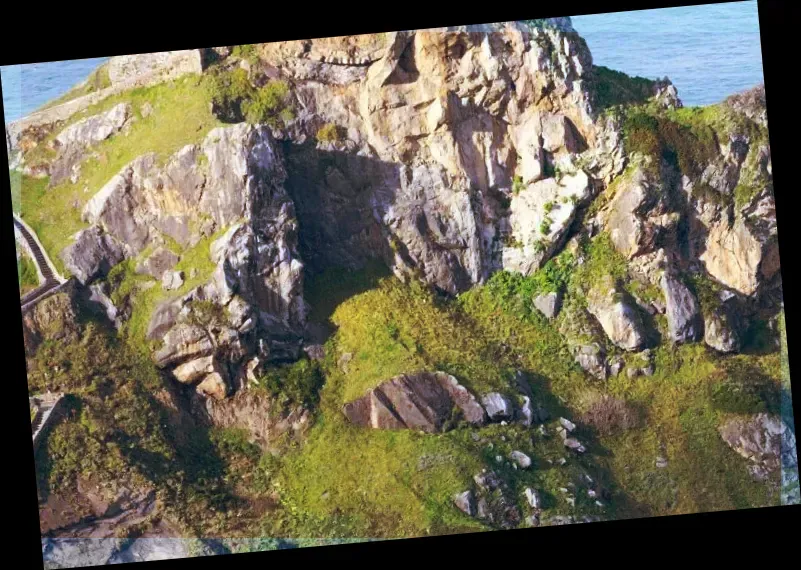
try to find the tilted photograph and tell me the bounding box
[3,1,799,566]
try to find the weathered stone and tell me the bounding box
[660,272,702,343]
[153,324,214,368]
[510,451,532,469]
[107,50,204,87]
[135,247,179,280]
[196,371,228,400]
[54,103,131,148]
[575,343,608,380]
[524,487,541,509]
[172,356,215,384]
[453,490,476,516]
[162,270,184,291]
[60,227,126,285]
[704,307,741,353]
[342,371,486,432]
[481,392,514,421]
[719,413,794,481]
[533,291,562,320]
[587,279,646,351]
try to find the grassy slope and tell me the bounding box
[17,75,223,276]
[17,245,39,295]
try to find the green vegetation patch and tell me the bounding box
[589,65,657,113]
[18,76,224,276]
[17,246,40,295]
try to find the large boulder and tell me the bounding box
[502,171,593,275]
[342,371,487,432]
[660,272,702,343]
[719,413,795,482]
[60,226,126,285]
[586,278,647,351]
[54,103,131,148]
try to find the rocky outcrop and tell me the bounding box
[502,171,593,275]
[136,247,180,280]
[719,413,795,483]
[54,102,131,148]
[602,161,678,260]
[342,371,487,432]
[274,21,628,294]
[660,271,702,343]
[107,50,205,87]
[586,278,646,351]
[60,226,126,285]
[21,280,82,356]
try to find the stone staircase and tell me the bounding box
[31,393,65,450]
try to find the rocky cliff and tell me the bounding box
[13,17,794,549]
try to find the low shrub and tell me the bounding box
[580,394,642,436]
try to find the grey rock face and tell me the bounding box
[55,103,131,148]
[510,450,532,469]
[704,306,741,353]
[661,272,702,343]
[162,270,185,291]
[136,247,180,279]
[60,226,126,284]
[342,371,487,432]
[453,490,476,516]
[481,392,514,421]
[719,413,794,482]
[534,291,563,320]
[587,280,647,351]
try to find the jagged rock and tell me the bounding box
[603,163,675,260]
[608,356,624,376]
[107,50,204,86]
[704,307,741,353]
[172,356,215,384]
[342,371,487,432]
[510,451,532,469]
[700,216,779,297]
[587,278,646,351]
[524,488,541,509]
[533,291,562,319]
[147,299,183,341]
[519,396,534,426]
[55,103,131,148]
[153,324,214,368]
[503,171,593,275]
[196,371,228,400]
[660,272,702,343]
[481,392,514,421]
[575,343,608,380]
[87,282,125,329]
[60,226,126,285]
[453,491,476,516]
[162,270,184,291]
[724,84,767,129]
[136,247,179,279]
[719,413,794,481]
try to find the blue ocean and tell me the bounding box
[1,1,763,123]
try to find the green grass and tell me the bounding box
[18,247,40,295]
[108,226,229,350]
[17,76,224,276]
[589,65,657,114]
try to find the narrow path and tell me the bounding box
[31,393,64,449]
[13,214,67,308]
